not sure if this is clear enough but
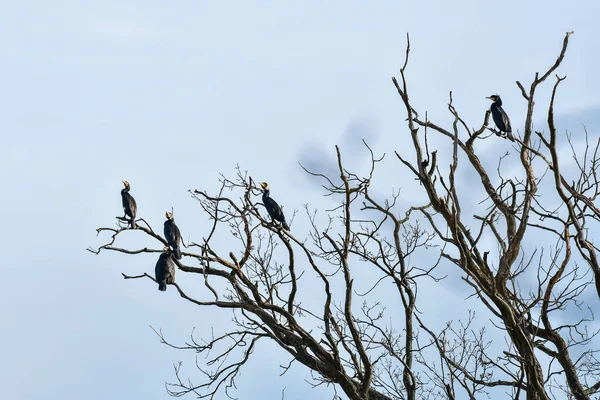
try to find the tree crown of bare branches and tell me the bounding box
[91,31,600,400]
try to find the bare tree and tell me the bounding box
[90,31,600,400]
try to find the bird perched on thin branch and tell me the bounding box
[121,180,137,228]
[164,211,183,259]
[487,95,515,142]
[155,252,176,291]
[260,182,290,231]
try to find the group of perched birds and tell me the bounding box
[120,180,289,292]
[119,95,509,292]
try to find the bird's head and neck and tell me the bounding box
[166,211,173,220]
[486,94,502,106]
[122,180,131,193]
[260,182,270,200]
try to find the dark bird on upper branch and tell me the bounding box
[487,95,515,142]
[155,252,176,291]
[260,182,290,231]
[164,211,183,259]
[121,180,137,228]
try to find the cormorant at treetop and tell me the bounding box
[155,252,176,291]
[121,180,137,229]
[260,182,290,231]
[164,211,183,260]
[487,95,515,142]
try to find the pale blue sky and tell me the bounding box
[1,1,599,399]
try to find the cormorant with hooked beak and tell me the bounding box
[487,95,515,142]
[164,211,183,260]
[121,180,137,228]
[260,182,290,231]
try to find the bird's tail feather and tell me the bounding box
[282,220,290,231]
[174,246,182,260]
[159,282,167,291]
[130,219,136,229]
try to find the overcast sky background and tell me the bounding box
[1,1,599,399]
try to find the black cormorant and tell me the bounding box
[164,211,183,260]
[121,180,137,229]
[487,95,515,142]
[260,182,290,231]
[155,252,176,291]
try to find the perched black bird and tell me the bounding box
[487,95,515,142]
[260,182,290,231]
[164,211,182,260]
[155,252,176,291]
[121,180,137,228]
